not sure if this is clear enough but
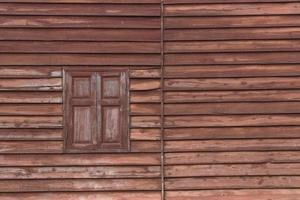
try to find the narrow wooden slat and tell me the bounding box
[165,65,300,78]
[0,104,62,115]
[130,68,161,78]
[1,0,160,3]
[0,78,61,91]
[131,116,161,128]
[165,3,300,16]
[0,153,160,166]
[130,79,161,91]
[0,141,63,154]
[0,16,160,28]
[0,166,160,179]
[0,116,62,128]
[0,41,160,53]
[0,54,160,66]
[0,129,63,140]
[165,151,300,165]
[0,192,161,200]
[165,176,300,190]
[165,115,300,127]
[0,3,160,16]
[131,104,161,115]
[166,163,300,177]
[165,77,300,91]
[131,141,161,152]
[131,90,161,103]
[165,40,300,53]
[165,52,300,65]
[0,29,160,41]
[165,28,300,41]
[0,67,61,78]
[165,139,300,152]
[165,102,300,115]
[166,190,300,200]
[0,92,62,103]
[0,178,160,192]
[164,126,300,140]
[165,16,300,29]
[165,90,300,103]
[130,128,161,140]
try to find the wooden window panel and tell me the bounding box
[64,68,129,153]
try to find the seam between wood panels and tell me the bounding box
[160,1,165,200]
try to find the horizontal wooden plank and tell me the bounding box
[165,40,300,53]
[0,16,160,28]
[0,41,160,54]
[130,128,161,140]
[165,65,300,78]
[166,190,300,200]
[131,116,161,128]
[1,0,160,3]
[165,27,300,41]
[131,90,161,103]
[0,116,62,128]
[0,166,160,179]
[165,151,300,165]
[0,54,160,66]
[165,16,300,29]
[165,139,300,152]
[0,92,62,103]
[131,141,160,152]
[165,52,300,65]
[0,141,63,154]
[0,178,160,192]
[165,77,300,91]
[0,3,160,16]
[0,104,62,115]
[0,192,161,200]
[130,79,161,91]
[0,153,160,166]
[165,176,300,190]
[165,90,300,103]
[0,129,63,140]
[164,126,300,140]
[0,67,61,78]
[166,163,300,177]
[165,0,300,3]
[165,102,300,115]
[0,78,61,91]
[130,68,161,78]
[131,104,161,115]
[165,3,300,16]
[165,115,300,127]
[0,28,160,41]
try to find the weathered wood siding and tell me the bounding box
[1,0,300,199]
[163,0,300,199]
[0,0,162,199]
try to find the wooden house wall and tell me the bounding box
[0,0,300,199]
[0,0,162,199]
[163,0,300,199]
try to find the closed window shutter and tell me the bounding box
[64,69,129,152]
[97,71,128,151]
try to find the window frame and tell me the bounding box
[63,67,130,153]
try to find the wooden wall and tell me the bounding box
[0,0,162,199]
[1,0,300,199]
[163,0,300,199]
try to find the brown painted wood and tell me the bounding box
[0,116,62,128]
[0,78,62,91]
[0,104,62,116]
[0,3,160,16]
[130,128,161,140]
[131,90,161,103]
[165,90,300,103]
[0,141,63,153]
[0,67,61,78]
[2,0,160,3]
[0,92,62,103]
[0,129,63,140]
[164,126,300,140]
[165,3,300,16]
[0,192,161,200]
[165,0,300,4]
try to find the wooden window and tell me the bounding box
[64,68,129,153]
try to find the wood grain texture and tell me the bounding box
[0,129,63,140]
[0,92,62,103]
